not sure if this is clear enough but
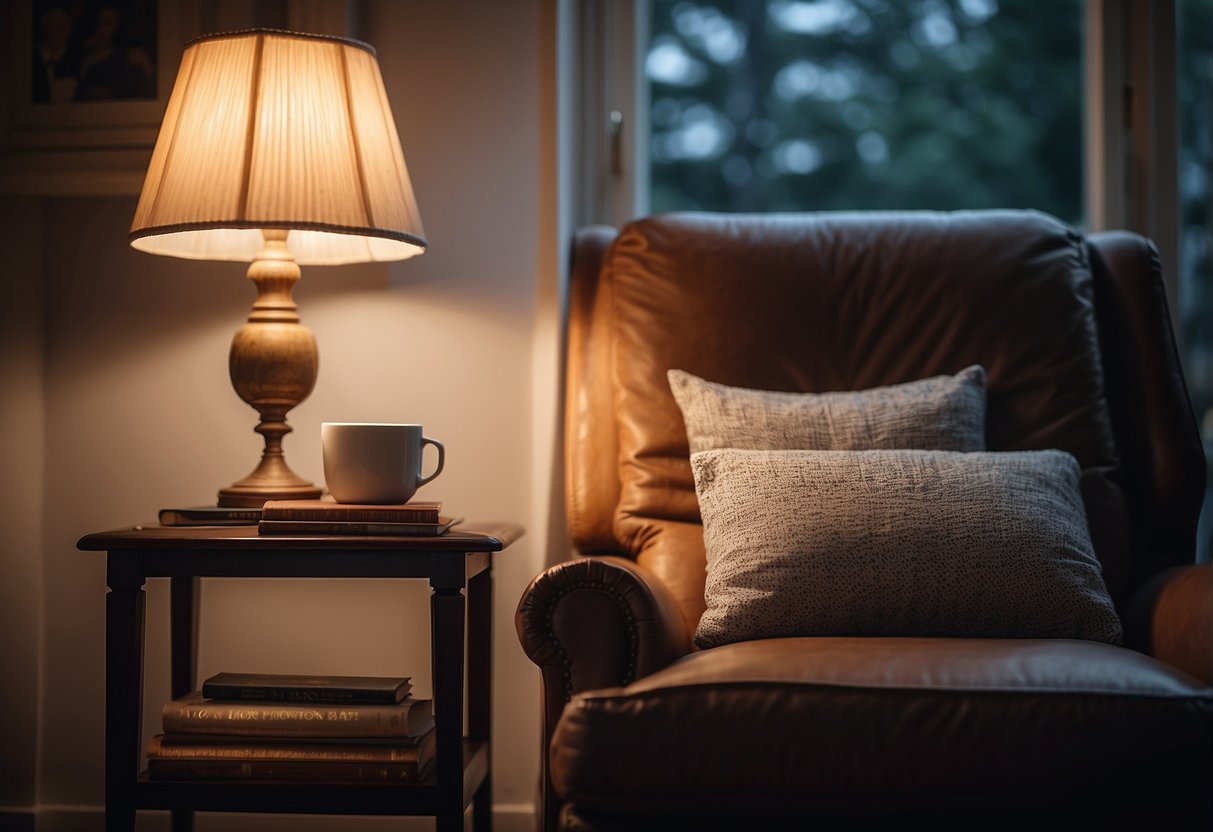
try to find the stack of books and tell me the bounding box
[257,499,458,536]
[147,673,436,782]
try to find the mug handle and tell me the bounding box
[418,437,445,486]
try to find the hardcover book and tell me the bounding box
[163,692,435,739]
[201,672,412,704]
[158,505,262,526]
[149,731,435,765]
[147,757,433,782]
[159,732,427,747]
[256,517,459,537]
[260,499,443,523]
[146,729,435,783]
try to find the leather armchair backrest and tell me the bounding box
[564,211,1204,632]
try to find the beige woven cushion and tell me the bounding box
[668,365,986,454]
[691,448,1122,649]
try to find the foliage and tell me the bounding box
[1179,0,1213,409]
[648,0,1212,413]
[648,0,1083,222]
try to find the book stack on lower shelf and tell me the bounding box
[147,673,436,782]
[257,499,458,536]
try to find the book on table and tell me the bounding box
[158,505,262,526]
[256,516,460,537]
[259,499,443,523]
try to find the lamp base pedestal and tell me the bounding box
[219,484,322,508]
[218,461,323,508]
[219,229,324,509]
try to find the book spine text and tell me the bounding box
[148,757,425,781]
[163,700,420,738]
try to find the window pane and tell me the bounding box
[647,0,1083,224]
[1180,0,1213,416]
[1179,0,1213,562]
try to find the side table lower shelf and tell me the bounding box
[79,523,523,832]
[135,740,488,815]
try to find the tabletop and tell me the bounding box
[78,521,524,551]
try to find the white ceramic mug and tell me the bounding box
[321,422,445,504]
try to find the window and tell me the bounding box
[638,3,1211,422]
[1178,0,1213,560]
[645,0,1084,222]
[1179,0,1213,425]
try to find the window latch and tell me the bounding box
[609,109,624,177]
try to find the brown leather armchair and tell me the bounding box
[516,211,1213,830]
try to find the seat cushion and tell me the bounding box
[551,638,1213,818]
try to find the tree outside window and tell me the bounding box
[648,0,1213,453]
[647,0,1083,223]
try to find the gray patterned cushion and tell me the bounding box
[691,448,1122,648]
[668,365,986,453]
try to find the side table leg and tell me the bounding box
[169,576,199,699]
[168,578,198,832]
[106,561,145,832]
[468,566,493,831]
[432,586,466,832]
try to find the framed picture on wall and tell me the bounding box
[0,0,206,196]
[1,0,357,198]
[32,0,162,105]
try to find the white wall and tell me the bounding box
[0,1,560,828]
[0,196,45,826]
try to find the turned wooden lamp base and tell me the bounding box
[218,448,323,507]
[219,477,322,508]
[217,230,324,509]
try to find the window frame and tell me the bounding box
[1086,0,1179,312]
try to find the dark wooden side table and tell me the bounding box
[77,522,523,832]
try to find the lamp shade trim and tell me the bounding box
[184,28,378,57]
[128,222,427,265]
[129,221,428,247]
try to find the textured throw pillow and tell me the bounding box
[668,365,987,453]
[691,448,1122,648]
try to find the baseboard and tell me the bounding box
[488,804,538,832]
[1,806,101,832]
[1,804,536,831]
[0,806,102,832]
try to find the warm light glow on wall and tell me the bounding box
[128,29,427,507]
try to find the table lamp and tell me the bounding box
[129,29,426,508]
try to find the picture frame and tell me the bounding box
[1,1,204,196]
[0,1,355,197]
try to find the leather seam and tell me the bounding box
[573,680,1213,702]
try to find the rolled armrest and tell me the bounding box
[516,555,692,832]
[1127,564,1213,685]
[516,554,692,697]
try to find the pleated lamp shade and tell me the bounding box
[130,29,426,265]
